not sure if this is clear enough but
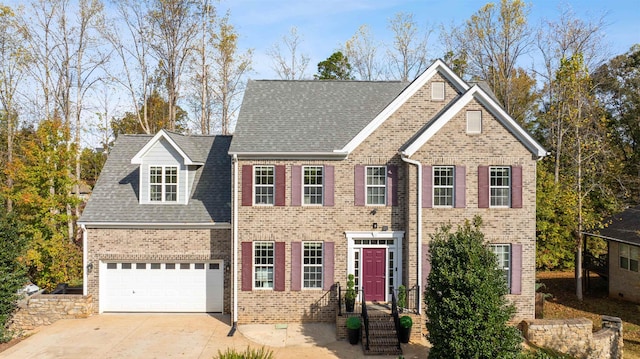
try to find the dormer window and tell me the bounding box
[150,165,178,202]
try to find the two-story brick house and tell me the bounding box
[79,59,545,327]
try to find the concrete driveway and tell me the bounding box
[0,314,430,359]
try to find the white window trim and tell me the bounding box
[489,166,511,208]
[302,166,324,206]
[253,241,275,290]
[431,81,445,101]
[253,165,275,206]
[148,165,178,203]
[365,165,387,206]
[490,243,511,289]
[433,166,454,208]
[302,241,323,289]
[466,110,482,134]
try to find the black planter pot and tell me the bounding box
[347,328,360,345]
[398,326,411,343]
[345,298,355,312]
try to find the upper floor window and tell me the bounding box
[490,167,510,207]
[490,244,511,289]
[303,166,323,205]
[432,81,445,101]
[620,243,639,272]
[466,110,482,134]
[254,166,274,205]
[149,165,177,202]
[433,166,454,207]
[303,242,323,289]
[366,166,387,205]
[254,241,274,289]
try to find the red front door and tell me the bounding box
[362,248,386,301]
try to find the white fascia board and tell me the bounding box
[77,221,231,229]
[403,85,548,158]
[344,230,405,239]
[340,59,470,154]
[583,232,640,247]
[131,129,200,165]
[229,151,348,160]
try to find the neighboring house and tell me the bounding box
[79,60,546,326]
[584,205,640,304]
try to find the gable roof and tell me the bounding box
[131,129,205,165]
[79,134,232,227]
[402,84,548,157]
[585,205,640,247]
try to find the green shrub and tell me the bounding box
[214,346,274,359]
[399,315,412,328]
[346,316,361,329]
[519,347,575,359]
[425,217,522,358]
[397,285,407,308]
[0,210,27,343]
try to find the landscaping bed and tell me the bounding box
[537,271,640,358]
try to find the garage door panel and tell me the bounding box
[101,261,223,313]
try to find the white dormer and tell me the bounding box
[131,130,203,205]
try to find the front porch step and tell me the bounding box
[362,313,402,356]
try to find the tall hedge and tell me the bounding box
[0,210,27,342]
[425,217,522,358]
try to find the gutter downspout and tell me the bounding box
[228,154,239,336]
[81,224,88,296]
[400,153,423,315]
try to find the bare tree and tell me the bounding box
[343,24,382,81]
[267,26,310,80]
[147,0,199,131]
[386,12,431,81]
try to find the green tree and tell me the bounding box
[425,217,522,358]
[0,209,27,342]
[314,51,354,80]
[111,90,188,135]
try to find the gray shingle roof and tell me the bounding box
[592,205,640,246]
[80,134,231,226]
[229,80,408,153]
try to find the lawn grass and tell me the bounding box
[537,271,640,359]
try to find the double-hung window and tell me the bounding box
[490,244,511,289]
[254,166,275,205]
[303,242,323,289]
[303,166,323,205]
[366,166,386,205]
[620,243,639,272]
[490,167,511,207]
[149,166,178,202]
[433,166,454,207]
[254,242,274,289]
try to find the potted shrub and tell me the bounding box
[397,285,407,311]
[398,315,413,343]
[346,316,361,345]
[344,274,356,312]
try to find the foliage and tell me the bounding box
[111,90,188,135]
[399,315,412,329]
[3,118,82,290]
[0,209,27,342]
[214,346,274,359]
[343,24,381,81]
[345,274,356,301]
[425,217,522,359]
[346,316,361,329]
[397,284,406,309]
[387,12,430,81]
[80,147,106,188]
[519,347,575,359]
[267,26,310,80]
[315,51,354,80]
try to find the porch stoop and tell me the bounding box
[362,311,402,356]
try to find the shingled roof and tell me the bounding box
[228,80,408,154]
[587,205,640,246]
[79,134,232,227]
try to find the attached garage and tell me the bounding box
[99,261,224,313]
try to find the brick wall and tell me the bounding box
[522,316,623,359]
[9,294,93,333]
[86,228,231,314]
[608,242,640,303]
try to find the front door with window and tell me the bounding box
[362,248,386,301]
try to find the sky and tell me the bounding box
[216,0,640,79]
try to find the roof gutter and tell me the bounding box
[400,152,423,315]
[77,222,231,229]
[228,151,348,160]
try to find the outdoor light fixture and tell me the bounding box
[372,223,378,229]
[86,262,93,273]
[382,225,389,231]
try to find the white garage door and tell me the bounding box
[100,261,224,313]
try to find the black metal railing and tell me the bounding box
[361,286,370,351]
[391,289,401,342]
[395,285,420,314]
[337,283,365,316]
[584,252,609,277]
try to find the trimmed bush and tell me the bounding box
[399,315,412,328]
[214,346,274,359]
[346,316,361,329]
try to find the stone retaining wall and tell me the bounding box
[9,294,93,333]
[521,315,623,359]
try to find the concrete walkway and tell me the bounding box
[0,314,430,359]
